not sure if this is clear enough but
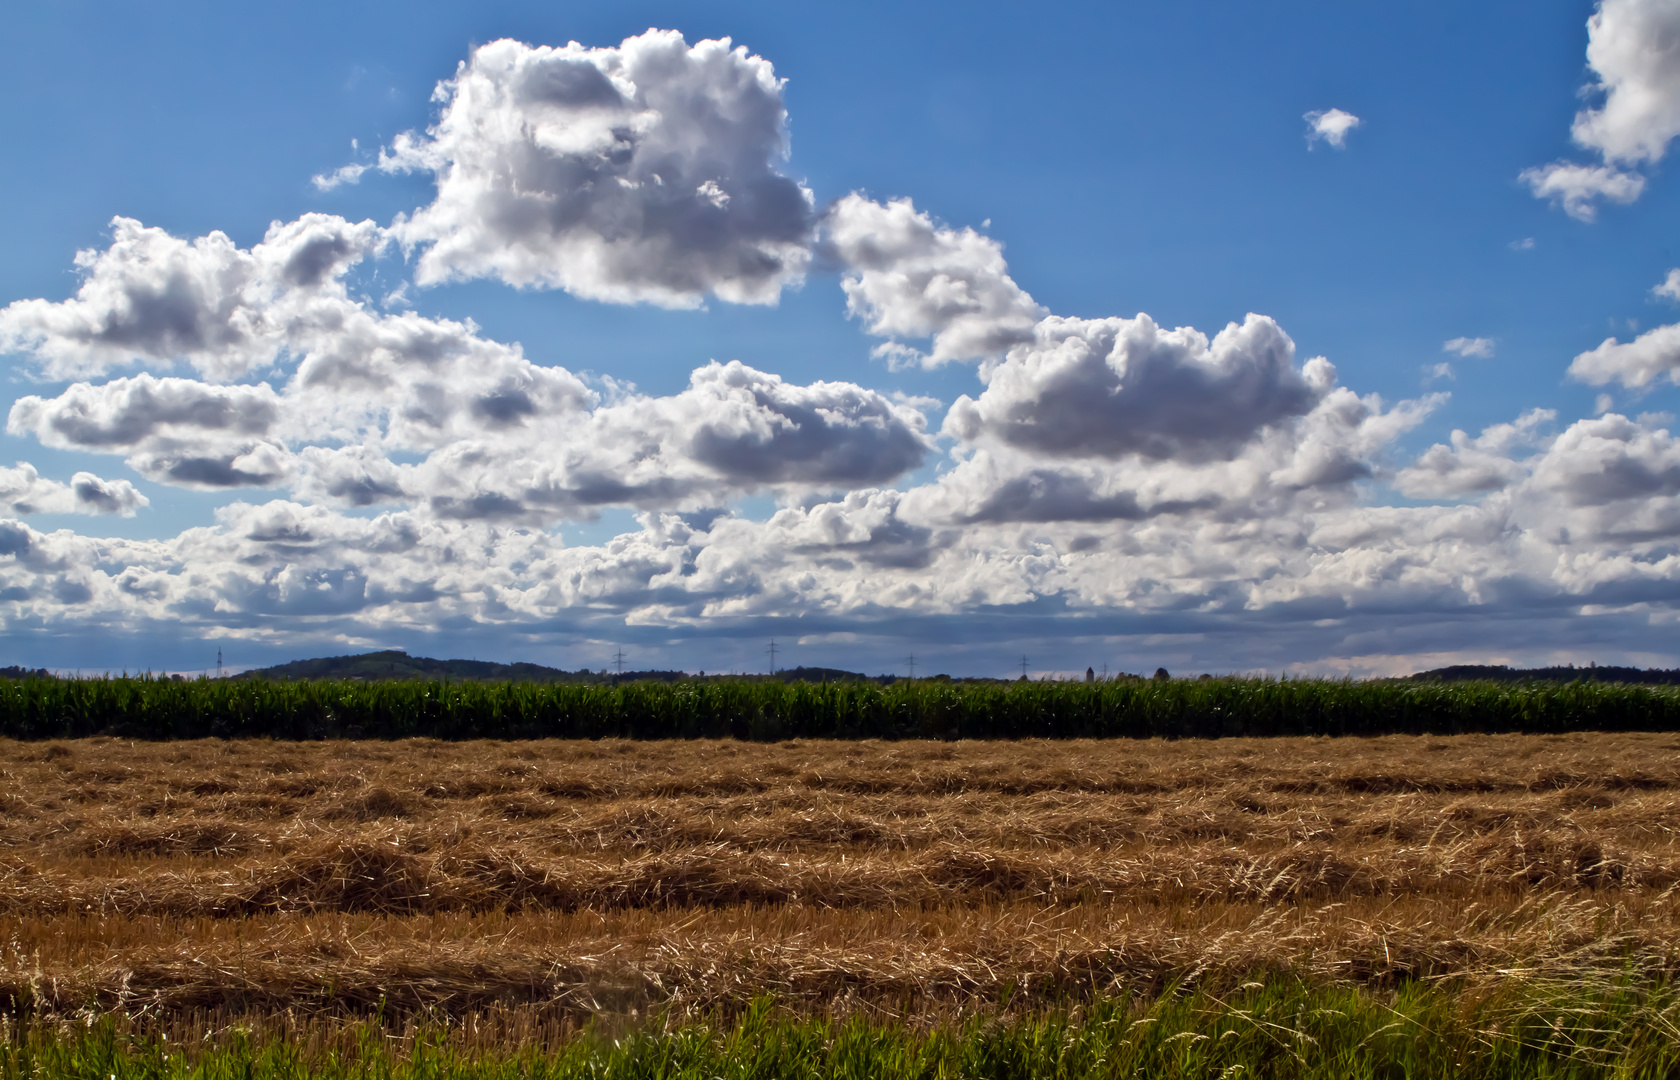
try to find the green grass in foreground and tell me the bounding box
[4,674,1680,740]
[7,982,1680,1080]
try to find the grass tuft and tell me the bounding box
[7,982,1680,1079]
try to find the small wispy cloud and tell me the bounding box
[1423,361,1455,385]
[312,163,369,191]
[1444,337,1495,359]
[1654,269,1680,302]
[1304,108,1361,149]
[1520,162,1644,222]
[1509,237,1536,251]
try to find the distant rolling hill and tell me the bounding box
[236,651,893,684]
[237,650,685,683]
[1409,663,1680,685]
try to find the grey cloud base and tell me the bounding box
[0,478,1677,677]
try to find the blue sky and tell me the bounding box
[1,0,1678,677]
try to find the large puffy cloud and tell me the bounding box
[410,360,932,521]
[1525,0,1680,218]
[659,362,930,485]
[773,242,1446,534]
[284,306,597,451]
[830,243,1433,518]
[11,376,281,449]
[0,215,383,380]
[377,31,813,306]
[1527,414,1680,543]
[1569,321,1680,388]
[943,314,1330,461]
[827,195,1044,366]
[13,356,930,519]
[828,199,1440,532]
[1,219,929,517]
[9,376,291,489]
[1573,0,1680,166]
[0,463,147,517]
[1396,409,1680,548]
[911,382,1437,527]
[1395,409,1555,499]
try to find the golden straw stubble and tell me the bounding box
[2,732,1678,1034]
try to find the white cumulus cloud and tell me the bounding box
[9,376,290,490]
[1520,161,1646,221]
[826,194,1044,367]
[1573,0,1680,167]
[1395,409,1555,499]
[1525,0,1680,218]
[1569,321,1680,388]
[0,216,932,521]
[0,215,385,382]
[942,314,1331,462]
[0,463,148,517]
[1304,108,1361,149]
[374,31,814,307]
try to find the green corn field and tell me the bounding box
[1,673,1677,741]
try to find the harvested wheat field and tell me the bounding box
[3,731,1680,1048]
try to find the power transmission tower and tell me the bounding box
[766,638,780,675]
[906,653,916,679]
[613,648,627,676]
[216,648,222,679]
[1020,654,1030,679]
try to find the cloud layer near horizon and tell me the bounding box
[1,24,1679,675]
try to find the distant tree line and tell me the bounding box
[1409,664,1680,686]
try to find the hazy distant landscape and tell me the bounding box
[240,651,1680,686]
[13,647,1679,688]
